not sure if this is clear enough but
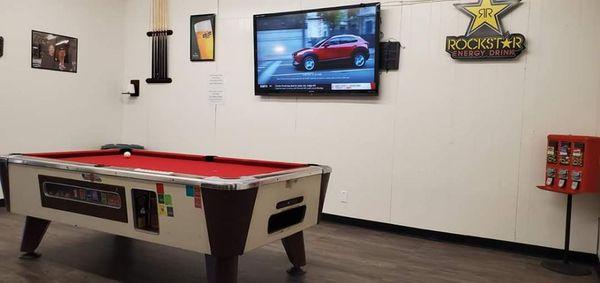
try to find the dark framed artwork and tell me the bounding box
[31,30,78,73]
[190,14,215,61]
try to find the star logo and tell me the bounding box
[455,0,521,36]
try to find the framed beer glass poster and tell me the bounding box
[31,30,78,73]
[190,14,215,61]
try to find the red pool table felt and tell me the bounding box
[27,149,305,179]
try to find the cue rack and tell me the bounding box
[146,0,172,84]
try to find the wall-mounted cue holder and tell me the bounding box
[146,0,173,84]
[146,30,173,84]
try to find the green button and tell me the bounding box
[164,194,173,206]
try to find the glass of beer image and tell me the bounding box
[194,20,214,60]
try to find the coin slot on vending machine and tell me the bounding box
[559,142,571,165]
[571,171,581,190]
[547,141,558,163]
[572,143,584,166]
[558,169,568,188]
[546,168,556,186]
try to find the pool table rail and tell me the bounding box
[2,154,330,191]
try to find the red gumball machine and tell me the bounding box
[537,135,600,276]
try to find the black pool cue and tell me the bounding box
[156,32,160,79]
[152,34,156,78]
[161,32,165,78]
[161,0,166,79]
[160,31,163,79]
[159,0,164,79]
[157,1,160,80]
[151,0,156,79]
[164,31,168,79]
[163,34,167,78]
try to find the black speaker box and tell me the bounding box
[379,41,400,71]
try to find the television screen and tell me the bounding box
[254,3,380,96]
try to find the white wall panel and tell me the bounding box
[121,0,218,154]
[119,0,600,252]
[0,0,125,153]
[390,1,523,241]
[515,0,600,252]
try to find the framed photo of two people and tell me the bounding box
[31,30,78,73]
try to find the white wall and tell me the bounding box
[0,0,126,158]
[114,0,600,253]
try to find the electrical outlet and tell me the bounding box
[340,190,348,203]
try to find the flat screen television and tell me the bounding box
[253,3,380,96]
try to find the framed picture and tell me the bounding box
[190,14,215,61]
[31,30,78,73]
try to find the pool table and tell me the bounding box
[0,149,331,283]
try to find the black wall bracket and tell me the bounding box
[122,80,140,97]
[147,30,173,37]
[0,36,4,58]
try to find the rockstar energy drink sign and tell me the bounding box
[446,0,526,60]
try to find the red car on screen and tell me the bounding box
[292,34,370,71]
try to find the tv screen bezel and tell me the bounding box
[253,3,381,96]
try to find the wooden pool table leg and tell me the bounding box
[19,216,51,259]
[282,231,306,276]
[205,254,238,283]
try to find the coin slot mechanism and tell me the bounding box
[558,169,568,188]
[546,168,556,186]
[571,171,581,190]
[132,189,159,233]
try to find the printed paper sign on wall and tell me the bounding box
[446,0,526,60]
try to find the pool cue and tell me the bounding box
[156,0,160,79]
[159,0,164,79]
[162,0,168,79]
[159,0,163,79]
[163,0,167,79]
[152,0,155,79]
[152,0,160,79]
[152,0,157,79]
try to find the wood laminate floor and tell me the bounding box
[0,210,596,283]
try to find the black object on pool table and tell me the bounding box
[101,144,145,152]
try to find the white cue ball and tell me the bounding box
[124,151,132,158]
